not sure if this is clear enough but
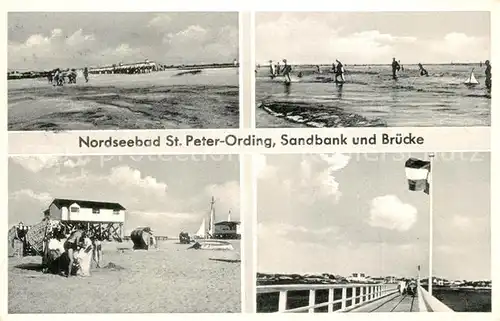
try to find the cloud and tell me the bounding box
[255,154,277,179]
[108,166,168,197]
[11,156,63,172]
[148,14,173,28]
[10,189,53,204]
[204,180,240,215]
[367,195,417,231]
[65,29,95,46]
[296,154,350,204]
[256,13,489,64]
[11,156,92,173]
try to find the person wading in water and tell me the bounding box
[282,59,292,84]
[485,60,492,90]
[418,63,429,76]
[392,58,401,79]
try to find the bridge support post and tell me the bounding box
[341,287,347,310]
[278,290,287,312]
[327,289,334,313]
[308,290,315,313]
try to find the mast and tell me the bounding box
[208,196,215,238]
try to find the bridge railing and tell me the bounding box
[417,286,454,312]
[256,283,399,313]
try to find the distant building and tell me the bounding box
[214,221,241,239]
[89,59,160,74]
[348,273,367,283]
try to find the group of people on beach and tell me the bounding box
[44,226,103,278]
[47,67,89,86]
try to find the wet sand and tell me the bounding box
[8,68,239,130]
[8,240,241,313]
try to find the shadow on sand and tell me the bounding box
[14,263,44,272]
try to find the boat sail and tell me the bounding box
[464,69,479,86]
[193,197,216,239]
[188,196,234,251]
[194,219,206,238]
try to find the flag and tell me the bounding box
[405,158,430,194]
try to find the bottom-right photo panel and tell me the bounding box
[256,152,491,313]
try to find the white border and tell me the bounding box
[2,1,498,320]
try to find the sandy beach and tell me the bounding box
[8,68,239,131]
[8,239,241,313]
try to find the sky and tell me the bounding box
[8,12,238,71]
[256,152,490,281]
[8,155,240,237]
[256,12,490,65]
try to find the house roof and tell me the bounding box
[215,221,240,226]
[50,198,126,210]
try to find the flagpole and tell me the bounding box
[428,153,435,296]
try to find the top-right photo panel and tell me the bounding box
[255,12,491,128]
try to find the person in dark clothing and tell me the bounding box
[485,60,492,90]
[391,58,400,79]
[282,59,292,84]
[83,67,89,83]
[418,63,429,76]
[335,59,345,83]
[64,229,84,277]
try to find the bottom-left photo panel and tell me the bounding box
[7,154,241,313]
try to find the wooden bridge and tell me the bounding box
[256,282,454,313]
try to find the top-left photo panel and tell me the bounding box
[8,12,240,131]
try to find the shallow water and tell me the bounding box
[256,64,491,128]
[8,68,239,130]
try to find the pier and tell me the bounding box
[256,282,454,313]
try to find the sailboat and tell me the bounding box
[464,69,479,86]
[189,197,234,250]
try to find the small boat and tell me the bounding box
[188,240,234,251]
[464,69,479,86]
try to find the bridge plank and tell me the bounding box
[349,293,417,312]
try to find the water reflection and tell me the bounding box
[284,82,291,96]
[336,83,343,99]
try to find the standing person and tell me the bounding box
[276,61,281,75]
[282,59,292,84]
[331,63,336,74]
[83,67,89,83]
[269,60,276,78]
[76,234,93,276]
[63,228,84,277]
[335,59,345,83]
[418,63,429,76]
[391,58,401,79]
[485,60,492,90]
[92,236,103,268]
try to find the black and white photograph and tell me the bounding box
[8,155,241,313]
[8,12,239,131]
[255,152,491,313]
[255,12,491,128]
